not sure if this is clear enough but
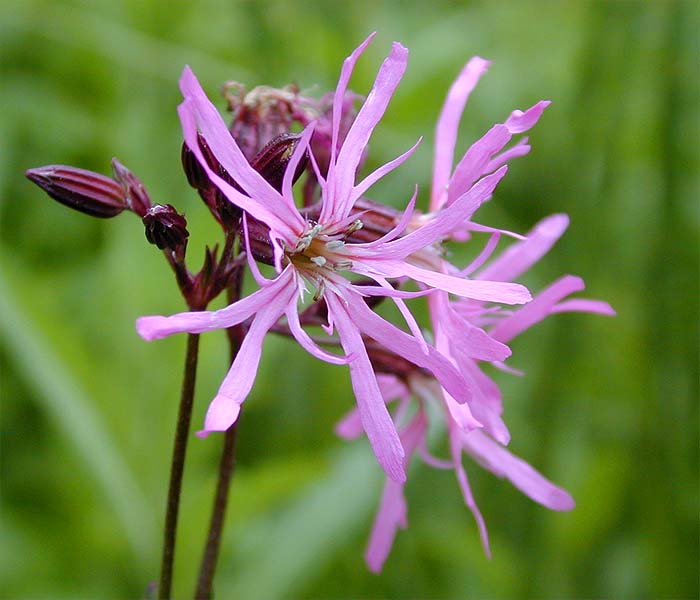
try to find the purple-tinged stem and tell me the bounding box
[159,332,200,600]
[193,423,238,600]
[193,270,244,599]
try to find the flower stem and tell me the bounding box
[193,423,238,599]
[193,273,244,599]
[159,332,200,600]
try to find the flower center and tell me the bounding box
[287,220,362,296]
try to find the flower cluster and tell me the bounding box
[27,33,613,572]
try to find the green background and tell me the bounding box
[1,1,698,598]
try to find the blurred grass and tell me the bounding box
[1,1,698,598]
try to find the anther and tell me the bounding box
[344,219,363,236]
[325,240,345,251]
[313,279,326,302]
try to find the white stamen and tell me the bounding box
[333,260,353,271]
[310,256,327,267]
[313,279,326,302]
[344,219,364,236]
[325,240,345,251]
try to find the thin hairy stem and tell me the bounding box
[193,267,244,599]
[159,332,200,600]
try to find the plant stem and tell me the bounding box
[159,332,200,600]
[193,272,244,599]
[193,423,238,599]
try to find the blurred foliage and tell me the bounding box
[1,1,698,598]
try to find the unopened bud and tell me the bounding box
[25,164,127,218]
[250,133,308,193]
[225,83,299,160]
[142,204,189,250]
[112,159,151,217]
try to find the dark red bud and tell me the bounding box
[142,204,189,250]
[225,83,299,160]
[241,216,275,265]
[111,159,151,217]
[250,133,308,193]
[25,164,127,218]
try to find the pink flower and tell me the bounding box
[136,34,532,484]
[336,56,615,571]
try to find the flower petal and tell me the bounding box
[351,138,422,205]
[380,261,532,305]
[178,98,300,244]
[449,420,491,557]
[285,304,355,365]
[376,166,509,259]
[326,33,376,188]
[136,266,295,340]
[462,430,575,511]
[447,125,511,205]
[365,411,427,573]
[447,101,549,205]
[551,299,616,316]
[198,281,297,436]
[324,42,409,222]
[343,291,480,426]
[484,137,531,174]
[431,56,491,211]
[478,214,569,282]
[326,293,406,483]
[489,275,585,343]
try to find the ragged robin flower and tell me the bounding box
[335,56,615,571]
[136,33,534,484]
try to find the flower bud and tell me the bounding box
[224,82,299,160]
[142,204,189,250]
[25,164,127,218]
[250,133,308,193]
[111,159,151,217]
[182,134,241,229]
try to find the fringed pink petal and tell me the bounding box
[326,33,376,200]
[335,407,364,440]
[351,138,422,205]
[365,478,407,573]
[381,261,531,305]
[178,68,304,238]
[447,101,549,205]
[281,122,315,207]
[460,232,501,275]
[484,137,531,174]
[551,298,616,316]
[504,100,551,134]
[285,304,355,365]
[178,99,300,245]
[431,56,491,211]
[327,42,409,222]
[343,290,480,423]
[462,430,575,511]
[352,186,418,249]
[242,213,274,287]
[478,213,569,282]
[326,293,406,483]
[335,374,407,440]
[447,125,511,205]
[489,275,585,343]
[197,281,297,436]
[449,421,491,557]
[365,411,427,572]
[436,295,511,362]
[136,266,295,340]
[377,166,509,259]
